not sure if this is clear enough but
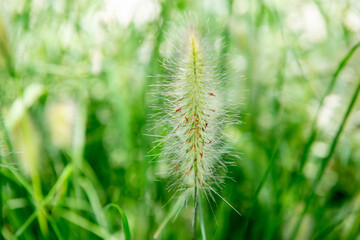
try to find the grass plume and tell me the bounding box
[151,16,239,238]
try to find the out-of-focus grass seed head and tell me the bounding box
[152,15,236,205]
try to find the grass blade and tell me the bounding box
[61,209,111,239]
[153,199,183,239]
[298,41,360,172]
[241,133,282,236]
[105,203,131,240]
[0,118,34,196]
[79,179,108,230]
[10,165,73,240]
[290,80,360,240]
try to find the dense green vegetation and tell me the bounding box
[1,0,360,239]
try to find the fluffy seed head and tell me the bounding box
[152,17,234,203]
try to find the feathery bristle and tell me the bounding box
[152,17,235,204]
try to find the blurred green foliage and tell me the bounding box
[1,0,360,239]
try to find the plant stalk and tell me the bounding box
[192,179,198,240]
[0,147,3,240]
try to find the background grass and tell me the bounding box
[1,0,360,239]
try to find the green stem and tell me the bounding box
[193,184,198,240]
[290,80,360,240]
[0,142,3,240]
